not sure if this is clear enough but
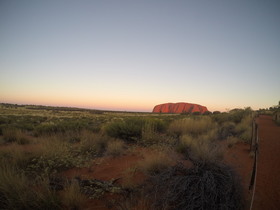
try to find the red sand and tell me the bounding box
[223,142,254,208]
[252,115,280,210]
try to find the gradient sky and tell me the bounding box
[1,0,280,112]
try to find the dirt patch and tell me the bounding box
[223,142,254,208]
[252,115,280,210]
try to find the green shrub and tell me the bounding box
[138,150,174,175]
[176,135,194,154]
[106,139,125,157]
[0,164,61,209]
[177,134,223,164]
[2,127,31,144]
[105,117,144,142]
[0,144,35,169]
[217,121,237,140]
[79,131,110,156]
[168,116,216,137]
[235,114,252,143]
[34,118,100,136]
[105,117,167,142]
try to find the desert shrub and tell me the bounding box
[2,127,30,144]
[105,117,166,143]
[0,144,35,169]
[34,117,100,136]
[176,135,194,154]
[141,121,165,145]
[62,180,87,210]
[178,134,223,164]
[0,163,61,209]
[138,150,174,175]
[239,129,252,143]
[235,114,252,143]
[105,118,144,142]
[78,131,110,156]
[106,139,125,157]
[217,121,237,140]
[226,136,240,148]
[146,163,244,210]
[203,111,212,115]
[212,107,253,125]
[25,136,84,175]
[168,116,216,137]
[213,111,221,114]
[192,111,201,115]
[0,115,47,134]
[25,133,111,176]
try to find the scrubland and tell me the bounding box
[0,104,254,209]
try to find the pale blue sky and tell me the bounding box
[1,0,279,112]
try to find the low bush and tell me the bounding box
[105,118,144,142]
[0,163,61,209]
[146,163,244,210]
[26,139,76,176]
[235,114,252,143]
[62,180,87,210]
[0,144,34,169]
[217,121,237,140]
[106,139,125,157]
[79,131,110,156]
[226,136,240,148]
[168,116,216,137]
[2,127,31,144]
[105,117,166,142]
[138,150,174,175]
[180,137,223,164]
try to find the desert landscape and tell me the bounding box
[1,103,279,209]
[1,1,279,209]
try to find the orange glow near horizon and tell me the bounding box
[1,95,233,113]
[0,88,269,112]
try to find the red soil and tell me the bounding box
[60,143,254,210]
[223,142,254,208]
[252,115,280,210]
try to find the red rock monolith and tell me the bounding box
[152,102,208,114]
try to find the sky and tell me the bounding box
[1,0,280,112]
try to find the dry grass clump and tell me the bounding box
[168,116,216,137]
[141,121,162,145]
[61,180,87,210]
[0,163,60,209]
[226,136,240,148]
[138,150,174,175]
[235,115,252,143]
[79,130,110,155]
[146,163,244,210]
[106,139,125,157]
[177,130,222,164]
[2,127,31,145]
[0,144,34,169]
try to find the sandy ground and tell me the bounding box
[252,115,280,210]
[223,142,254,209]
[61,142,254,210]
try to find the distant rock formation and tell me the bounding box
[152,102,208,114]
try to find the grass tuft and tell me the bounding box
[106,139,125,157]
[62,180,87,210]
[138,150,174,175]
